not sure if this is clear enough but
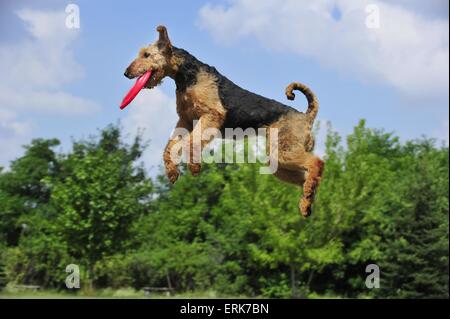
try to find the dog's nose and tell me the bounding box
[124,68,132,79]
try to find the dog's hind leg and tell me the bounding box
[298,154,324,217]
[275,149,324,217]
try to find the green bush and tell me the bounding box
[0,122,448,298]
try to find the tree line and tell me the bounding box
[0,120,448,298]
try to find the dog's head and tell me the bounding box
[124,25,173,89]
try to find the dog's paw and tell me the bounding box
[299,197,312,218]
[188,163,201,176]
[167,169,180,184]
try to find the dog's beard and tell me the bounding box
[146,69,164,89]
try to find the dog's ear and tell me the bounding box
[156,25,172,56]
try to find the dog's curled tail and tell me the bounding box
[285,82,319,123]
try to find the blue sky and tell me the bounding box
[0,0,448,174]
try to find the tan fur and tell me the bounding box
[273,168,305,186]
[285,82,319,124]
[175,70,226,175]
[125,25,325,217]
[265,98,324,217]
[124,26,177,88]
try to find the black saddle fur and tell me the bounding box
[173,47,296,130]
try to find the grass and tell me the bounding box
[0,286,249,299]
[0,284,346,299]
[1,287,141,299]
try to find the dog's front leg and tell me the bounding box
[164,119,190,184]
[187,113,223,176]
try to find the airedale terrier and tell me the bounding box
[124,26,324,217]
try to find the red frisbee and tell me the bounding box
[120,70,152,109]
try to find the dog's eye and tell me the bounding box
[143,52,151,58]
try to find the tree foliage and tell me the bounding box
[0,121,448,298]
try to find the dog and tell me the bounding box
[124,26,324,217]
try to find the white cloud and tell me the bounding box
[0,8,100,167]
[0,8,99,113]
[0,109,32,169]
[380,0,449,19]
[122,88,177,174]
[0,87,100,115]
[198,0,449,100]
[16,9,74,40]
